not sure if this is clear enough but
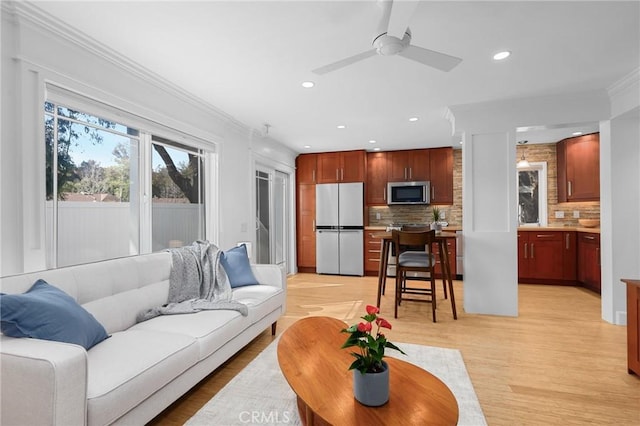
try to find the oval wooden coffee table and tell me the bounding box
[277,316,459,425]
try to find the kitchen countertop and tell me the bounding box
[366,225,599,233]
[518,226,600,233]
[365,225,463,232]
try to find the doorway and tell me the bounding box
[255,165,289,272]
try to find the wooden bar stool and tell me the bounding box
[392,229,438,322]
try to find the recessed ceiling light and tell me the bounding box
[373,147,381,151]
[337,125,346,129]
[303,145,311,149]
[493,51,511,61]
[572,131,583,136]
[408,117,419,122]
[369,140,376,144]
[301,81,315,88]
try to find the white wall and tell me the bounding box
[0,3,297,275]
[601,69,640,324]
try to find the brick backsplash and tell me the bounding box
[368,144,599,227]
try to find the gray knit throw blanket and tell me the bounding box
[137,241,248,322]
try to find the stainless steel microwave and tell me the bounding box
[387,181,430,205]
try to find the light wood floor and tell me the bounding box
[150,274,640,425]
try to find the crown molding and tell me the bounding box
[607,68,640,98]
[5,1,255,136]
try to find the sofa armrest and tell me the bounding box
[250,264,285,290]
[1,336,88,426]
[250,264,286,317]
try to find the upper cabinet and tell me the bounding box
[296,154,317,184]
[317,150,365,183]
[387,149,430,182]
[429,147,454,204]
[557,133,600,202]
[366,152,388,205]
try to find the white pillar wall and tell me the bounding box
[600,111,640,325]
[462,131,519,316]
[601,70,640,325]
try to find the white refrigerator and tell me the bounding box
[315,182,364,276]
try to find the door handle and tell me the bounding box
[341,168,344,181]
[404,167,407,180]
[432,186,435,200]
[531,243,535,259]
[312,220,315,232]
[383,187,386,201]
[409,167,412,179]
[566,233,570,250]
[524,243,528,259]
[312,170,315,183]
[568,181,572,197]
[336,169,339,181]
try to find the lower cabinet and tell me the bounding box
[578,232,601,294]
[517,229,600,293]
[518,231,565,282]
[365,231,383,275]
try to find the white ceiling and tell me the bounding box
[31,1,639,153]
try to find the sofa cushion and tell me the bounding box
[86,329,198,426]
[129,310,249,361]
[221,244,259,288]
[0,279,109,350]
[232,285,284,325]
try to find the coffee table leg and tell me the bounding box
[297,395,313,425]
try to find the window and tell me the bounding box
[45,101,141,267]
[151,136,205,252]
[517,162,548,226]
[44,96,213,268]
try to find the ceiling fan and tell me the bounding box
[312,0,462,75]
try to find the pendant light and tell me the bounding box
[517,140,530,168]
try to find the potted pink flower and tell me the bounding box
[341,305,405,406]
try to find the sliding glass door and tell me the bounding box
[255,165,289,271]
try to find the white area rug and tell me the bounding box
[187,338,486,426]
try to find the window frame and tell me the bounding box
[517,161,548,227]
[44,85,217,268]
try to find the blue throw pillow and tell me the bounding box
[0,279,109,350]
[221,244,259,288]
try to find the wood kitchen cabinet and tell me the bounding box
[621,278,640,376]
[365,231,383,275]
[366,152,388,205]
[296,184,316,272]
[387,149,430,182]
[578,232,601,294]
[557,133,600,202]
[317,150,365,183]
[429,147,454,204]
[562,231,577,281]
[518,231,567,283]
[296,154,317,184]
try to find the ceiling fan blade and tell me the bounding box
[312,49,377,75]
[386,0,419,38]
[399,45,462,72]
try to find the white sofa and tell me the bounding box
[0,252,286,425]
